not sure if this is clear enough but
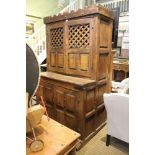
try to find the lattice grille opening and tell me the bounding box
[69,24,90,48]
[50,27,63,49]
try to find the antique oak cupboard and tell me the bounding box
[36,5,114,145]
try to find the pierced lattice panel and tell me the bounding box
[50,28,63,49]
[69,24,90,48]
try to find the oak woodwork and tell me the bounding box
[36,72,107,143]
[45,5,114,81]
[35,5,114,146]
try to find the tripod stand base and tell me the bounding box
[29,139,44,152]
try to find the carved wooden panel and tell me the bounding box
[65,113,77,130]
[54,88,65,108]
[50,27,63,49]
[66,93,77,113]
[99,20,112,51]
[85,90,95,113]
[68,54,78,69]
[98,53,109,80]
[55,109,65,125]
[43,84,54,104]
[66,18,93,77]
[96,107,106,128]
[50,53,56,67]
[46,103,55,119]
[57,53,64,68]
[85,115,95,137]
[46,23,65,73]
[97,84,106,106]
[80,54,89,71]
[69,24,90,49]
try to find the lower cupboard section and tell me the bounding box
[36,76,107,143]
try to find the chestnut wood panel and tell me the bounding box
[85,89,95,113]
[43,83,54,104]
[97,83,107,106]
[54,87,65,108]
[45,103,55,119]
[85,115,95,138]
[98,53,109,80]
[99,19,113,51]
[55,109,65,125]
[65,112,77,131]
[66,93,77,113]
[96,106,106,129]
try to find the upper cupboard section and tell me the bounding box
[45,5,114,80]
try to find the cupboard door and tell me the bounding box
[46,22,65,73]
[54,87,65,124]
[66,18,94,78]
[54,86,79,130]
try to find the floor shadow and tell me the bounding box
[101,136,129,154]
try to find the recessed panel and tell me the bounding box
[65,113,77,130]
[44,85,53,103]
[56,109,64,125]
[85,115,95,137]
[80,54,89,71]
[98,84,106,106]
[50,53,56,67]
[57,53,64,68]
[68,54,78,69]
[55,89,65,108]
[46,103,55,119]
[85,90,95,113]
[98,53,108,79]
[66,94,76,112]
[96,107,106,128]
[100,20,109,48]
